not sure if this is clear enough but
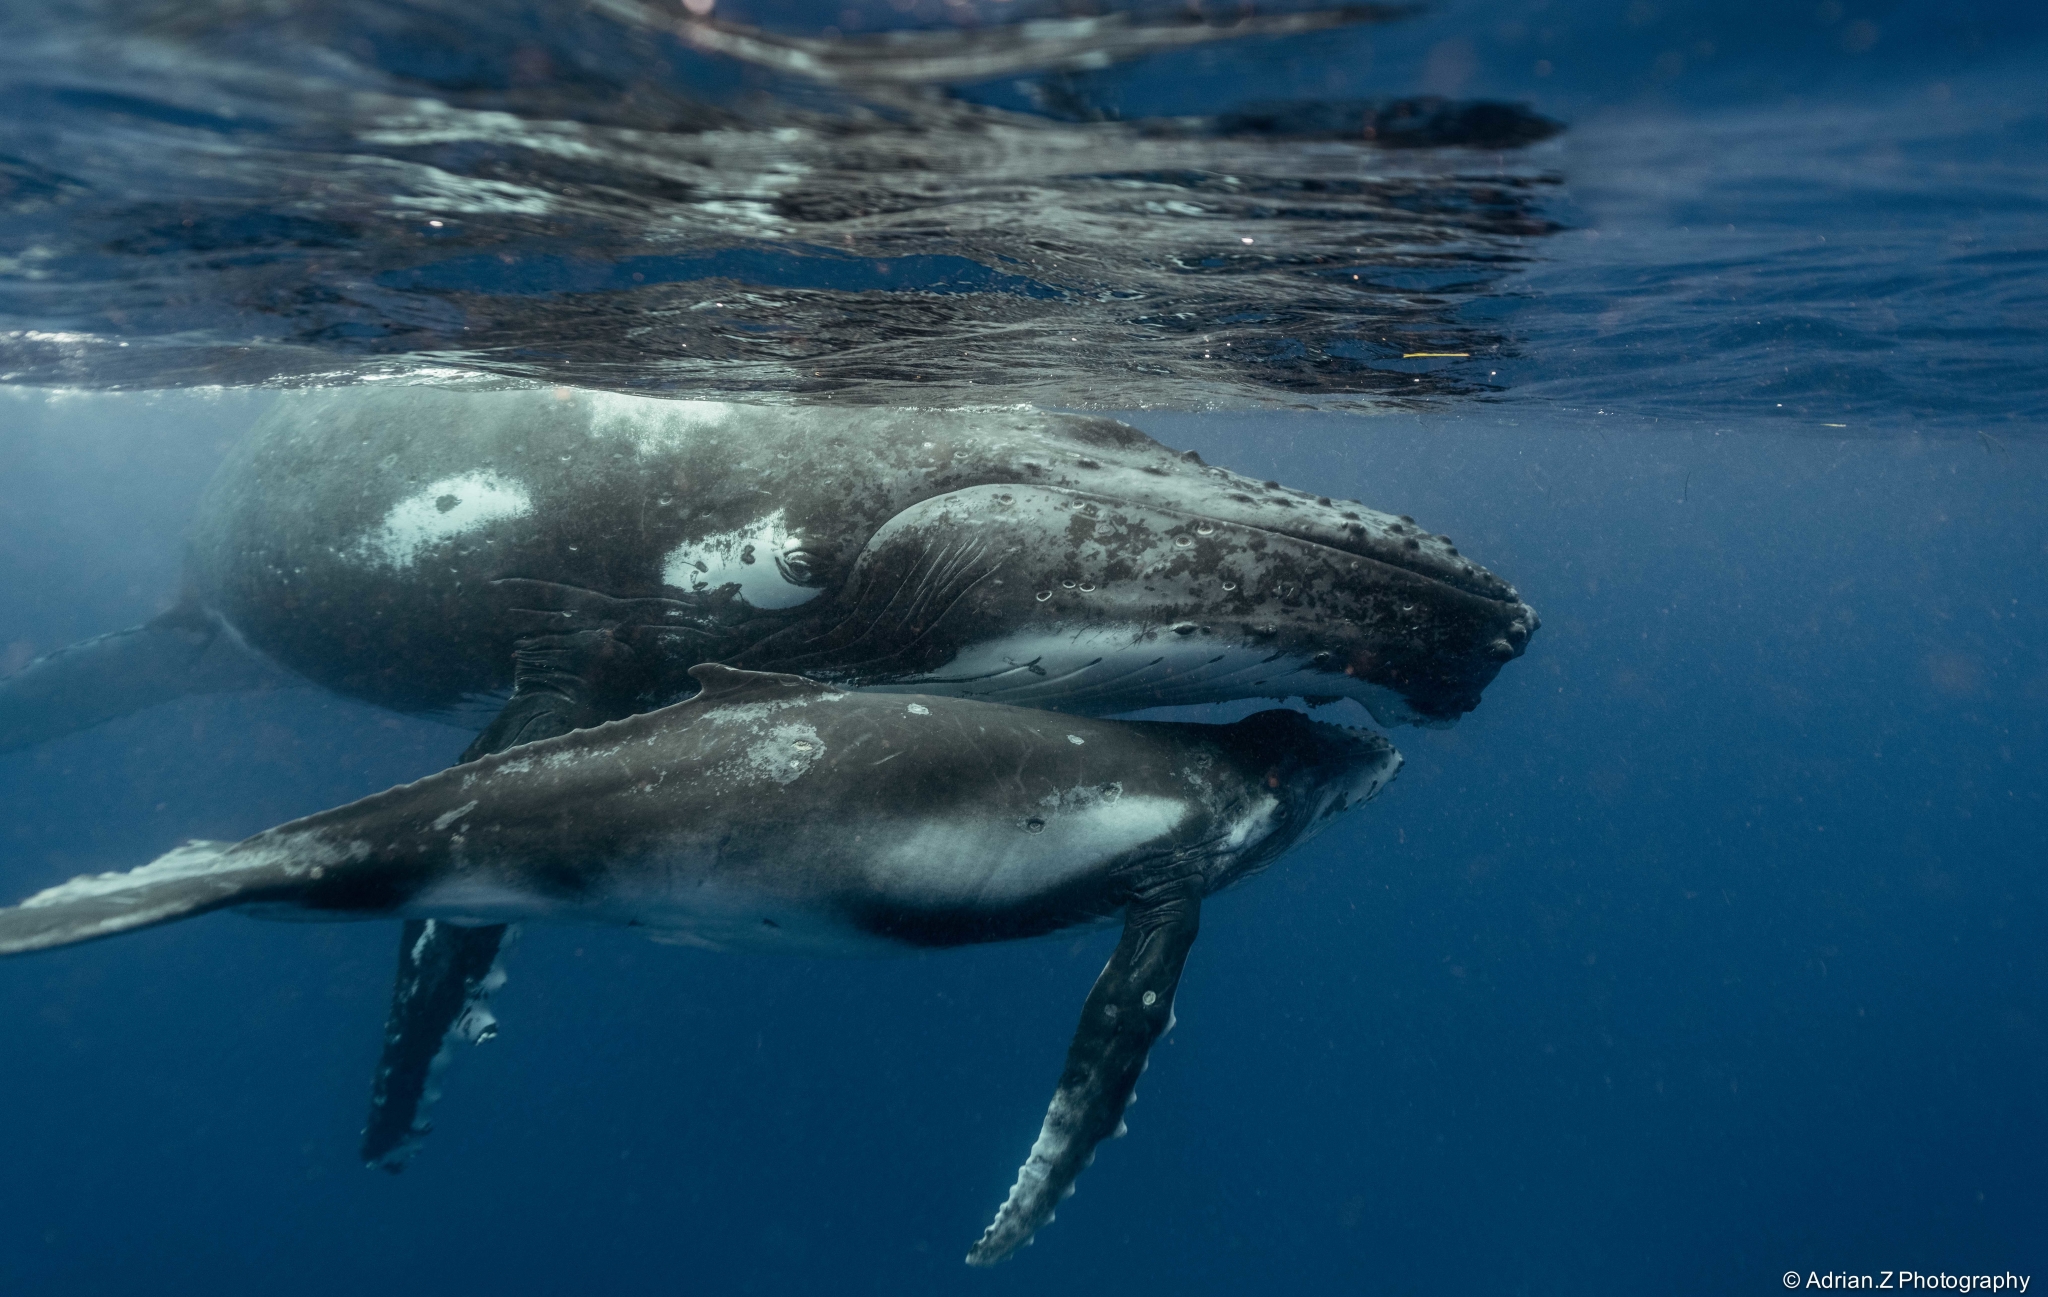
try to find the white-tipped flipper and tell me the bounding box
[966,880,1202,1265]
[0,839,308,956]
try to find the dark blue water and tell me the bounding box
[0,393,2040,1291]
[1,0,2044,1290]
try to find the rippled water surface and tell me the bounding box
[4,0,2037,420]
[0,0,2043,1293]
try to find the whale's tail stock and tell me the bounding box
[0,597,293,754]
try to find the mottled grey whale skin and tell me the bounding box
[0,665,1401,1266]
[0,386,1535,753]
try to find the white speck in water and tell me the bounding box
[907,703,931,715]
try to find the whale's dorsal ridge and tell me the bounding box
[687,662,836,701]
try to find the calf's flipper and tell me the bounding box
[361,919,511,1170]
[966,871,1203,1265]
[365,621,645,1167]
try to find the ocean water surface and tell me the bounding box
[0,0,2042,1291]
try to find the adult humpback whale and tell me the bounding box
[0,386,1535,757]
[0,666,1401,1266]
[0,386,1534,1217]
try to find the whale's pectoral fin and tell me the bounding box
[462,579,732,759]
[365,611,616,1169]
[0,597,293,753]
[460,629,645,761]
[967,871,1203,1266]
[360,919,510,1171]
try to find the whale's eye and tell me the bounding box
[1025,817,1046,833]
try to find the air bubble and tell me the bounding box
[1036,590,1052,602]
[1141,991,1157,1006]
[1221,581,1236,591]
[1196,522,1214,536]
[1078,582,1094,592]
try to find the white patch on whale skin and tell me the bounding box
[725,721,825,785]
[353,472,532,569]
[869,628,1421,725]
[661,508,823,610]
[431,800,479,832]
[1218,794,1280,855]
[872,793,1187,907]
[20,831,368,911]
[18,840,241,908]
[582,392,736,454]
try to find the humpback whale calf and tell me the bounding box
[0,387,1535,758]
[0,665,1401,1265]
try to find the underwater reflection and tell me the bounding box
[0,0,1562,403]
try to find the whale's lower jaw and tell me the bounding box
[857,631,1422,725]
